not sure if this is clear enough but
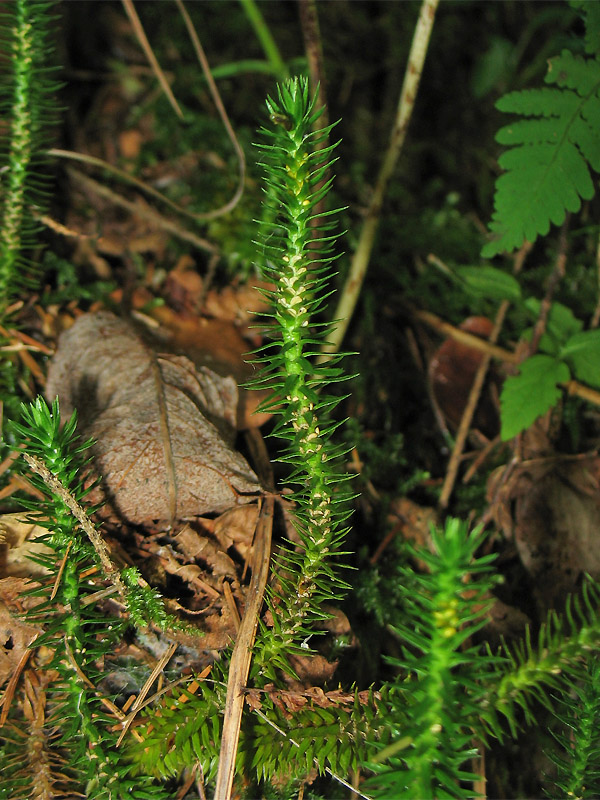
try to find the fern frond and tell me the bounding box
[483,49,600,257]
[571,0,600,57]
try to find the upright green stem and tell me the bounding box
[251,78,352,672]
[0,0,59,315]
[12,398,170,798]
[0,0,36,306]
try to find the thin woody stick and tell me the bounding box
[214,496,274,800]
[122,0,184,120]
[22,452,129,604]
[438,302,508,509]
[321,0,440,358]
[0,636,35,726]
[298,0,329,131]
[175,0,246,219]
[65,167,218,255]
[414,309,520,364]
[414,309,600,409]
[116,641,178,746]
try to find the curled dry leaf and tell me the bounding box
[429,316,500,437]
[513,458,600,611]
[145,302,272,429]
[0,513,53,579]
[488,454,600,612]
[45,311,262,526]
[0,577,44,687]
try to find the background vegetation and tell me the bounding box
[3,1,600,798]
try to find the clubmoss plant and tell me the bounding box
[127,75,359,791]
[249,77,354,676]
[364,519,500,799]
[1,398,171,799]
[0,0,60,314]
[6,396,600,797]
[545,653,600,799]
[361,524,600,799]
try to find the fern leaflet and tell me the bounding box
[483,50,600,257]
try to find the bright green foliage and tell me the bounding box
[456,265,522,303]
[126,676,226,783]
[483,46,600,257]
[7,17,600,796]
[128,78,357,793]
[1,398,171,799]
[559,329,600,388]
[500,354,570,440]
[12,397,98,552]
[0,0,60,312]
[524,298,583,356]
[498,297,600,440]
[249,689,381,783]
[127,673,380,788]
[11,397,173,630]
[571,0,600,57]
[365,519,500,799]
[249,77,354,675]
[124,513,600,798]
[545,655,600,799]
[362,525,600,798]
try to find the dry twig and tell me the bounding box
[22,453,130,603]
[65,167,218,255]
[122,0,184,120]
[214,496,273,800]
[175,0,246,219]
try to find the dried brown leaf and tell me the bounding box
[0,577,43,687]
[45,311,262,525]
[0,514,53,579]
[212,504,258,560]
[514,458,600,610]
[487,454,600,612]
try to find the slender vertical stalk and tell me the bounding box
[0,0,58,313]
[250,77,353,673]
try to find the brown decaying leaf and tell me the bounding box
[0,577,44,688]
[45,311,262,526]
[244,682,379,716]
[488,452,600,612]
[0,514,53,579]
[514,459,600,611]
[145,300,273,430]
[429,316,500,437]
